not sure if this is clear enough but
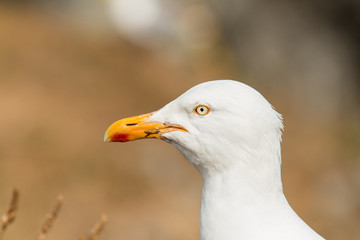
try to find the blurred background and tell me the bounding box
[0,0,359,239]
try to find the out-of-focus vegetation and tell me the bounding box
[0,1,359,239]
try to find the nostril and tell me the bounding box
[126,123,138,126]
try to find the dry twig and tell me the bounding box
[36,195,63,240]
[0,189,19,239]
[1,191,106,240]
[89,215,107,240]
[78,214,107,240]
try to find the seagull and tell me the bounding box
[104,80,325,240]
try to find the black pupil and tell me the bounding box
[196,106,208,114]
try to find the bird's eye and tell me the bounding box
[194,105,210,116]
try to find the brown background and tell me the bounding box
[0,1,359,239]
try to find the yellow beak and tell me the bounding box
[104,113,187,142]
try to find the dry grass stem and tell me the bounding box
[36,195,63,240]
[1,191,106,240]
[0,188,19,238]
[89,215,107,240]
[79,214,107,240]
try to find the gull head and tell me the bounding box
[105,80,283,176]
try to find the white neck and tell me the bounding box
[198,150,324,240]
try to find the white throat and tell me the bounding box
[196,146,324,240]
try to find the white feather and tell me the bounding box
[149,80,325,240]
